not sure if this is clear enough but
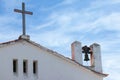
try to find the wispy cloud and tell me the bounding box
[91,0,120,7]
[103,53,120,80]
[62,0,78,5]
[34,20,55,30]
[92,13,120,31]
[39,0,79,11]
[32,0,120,50]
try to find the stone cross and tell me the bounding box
[14,2,33,35]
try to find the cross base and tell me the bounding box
[19,35,30,40]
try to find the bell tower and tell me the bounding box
[90,43,102,72]
[71,41,103,73]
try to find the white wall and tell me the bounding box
[0,40,103,80]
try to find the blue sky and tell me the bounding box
[0,0,120,80]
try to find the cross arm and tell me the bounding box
[14,9,33,15]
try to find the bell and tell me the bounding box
[84,53,89,61]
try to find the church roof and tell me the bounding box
[0,36,108,77]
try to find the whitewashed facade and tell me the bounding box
[0,35,108,80]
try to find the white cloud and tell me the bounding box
[103,54,120,80]
[1,0,20,11]
[31,30,73,47]
[45,10,120,35]
[0,15,20,25]
[90,0,120,9]
[0,15,21,42]
[92,12,120,31]
[32,0,120,54]
[34,20,55,30]
[62,0,78,5]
